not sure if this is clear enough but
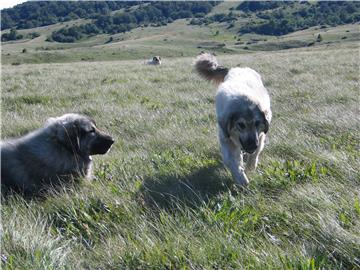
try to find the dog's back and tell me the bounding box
[216,67,271,119]
[195,53,271,121]
[1,128,81,195]
[1,138,35,193]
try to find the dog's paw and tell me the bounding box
[245,162,257,172]
[245,156,258,172]
[233,170,249,186]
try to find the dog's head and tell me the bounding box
[153,56,161,64]
[47,114,114,157]
[220,101,269,154]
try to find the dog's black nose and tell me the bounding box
[104,136,115,149]
[244,147,257,154]
[90,135,114,155]
[243,142,258,154]
[108,137,115,145]
[240,137,258,154]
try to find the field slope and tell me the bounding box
[1,41,359,269]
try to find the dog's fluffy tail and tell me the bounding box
[194,53,228,84]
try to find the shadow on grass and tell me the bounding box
[137,154,337,212]
[1,178,83,203]
[137,162,241,211]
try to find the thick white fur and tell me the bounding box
[195,53,271,186]
[217,67,271,185]
[216,68,271,119]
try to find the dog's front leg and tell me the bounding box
[220,136,249,186]
[246,133,266,172]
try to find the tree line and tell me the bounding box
[237,1,360,36]
[49,2,217,42]
[2,1,358,43]
[1,28,40,42]
[1,1,137,30]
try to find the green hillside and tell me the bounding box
[1,1,359,64]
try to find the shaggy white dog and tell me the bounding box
[195,53,272,186]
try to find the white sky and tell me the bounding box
[1,0,27,10]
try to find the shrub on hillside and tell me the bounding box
[1,28,23,42]
[238,1,360,36]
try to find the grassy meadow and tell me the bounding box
[1,38,360,269]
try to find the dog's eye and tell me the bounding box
[89,128,95,133]
[237,123,246,130]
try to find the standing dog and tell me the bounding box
[195,53,272,186]
[1,113,114,195]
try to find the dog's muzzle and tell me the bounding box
[240,137,258,154]
[243,146,257,154]
[90,134,115,155]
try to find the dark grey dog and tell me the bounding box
[195,53,272,186]
[1,113,114,195]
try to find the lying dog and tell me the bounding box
[147,56,162,65]
[1,113,114,195]
[195,53,272,186]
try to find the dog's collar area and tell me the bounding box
[60,140,81,156]
[242,149,256,155]
[56,138,91,161]
[77,153,92,163]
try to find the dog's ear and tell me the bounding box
[263,118,269,134]
[219,112,241,138]
[89,117,96,127]
[218,114,235,138]
[218,118,229,138]
[261,110,271,134]
[55,121,81,153]
[44,117,57,127]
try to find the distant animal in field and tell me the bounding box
[146,56,162,65]
[1,113,114,196]
[195,53,272,186]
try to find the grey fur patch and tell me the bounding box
[1,113,114,196]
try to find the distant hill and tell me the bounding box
[1,1,359,65]
[192,2,360,35]
[2,1,359,43]
[48,2,218,43]
[236,1,360,36]
[1,1,138,30]
[1,1,218,42]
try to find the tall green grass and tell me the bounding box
[1,44,359,269]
